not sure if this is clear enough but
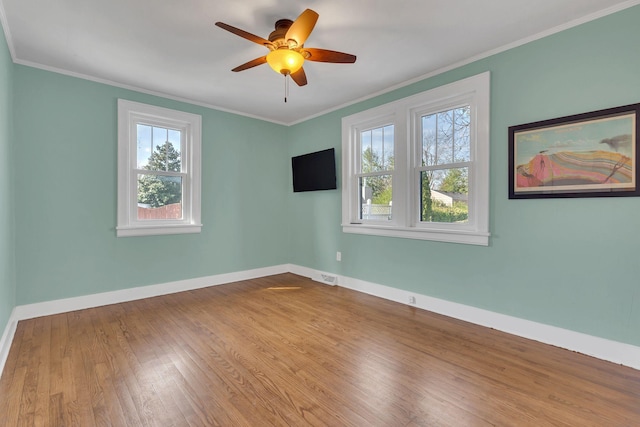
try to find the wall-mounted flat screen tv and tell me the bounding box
[292,148,337,192]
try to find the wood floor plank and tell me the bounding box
[48,393,64,427]
[65,310,97,427]
[33,316,52,427]
[0,365,27,426]
[1,273,639,426]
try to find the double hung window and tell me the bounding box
[117,100,202,237]
[342,72,490,245]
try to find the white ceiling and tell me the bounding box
[1,0,638,125]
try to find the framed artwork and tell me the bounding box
[509,103,640,199]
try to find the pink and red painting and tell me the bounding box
[509,104,639,199]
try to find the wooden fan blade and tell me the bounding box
[290,67,308,86]
[215,22,273,47]
[303,48,357,63]
[231,56,267,72]
[285,9,319,47]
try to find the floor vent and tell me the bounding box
[316,273,338,286]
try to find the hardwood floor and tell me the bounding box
[1,273,639,426]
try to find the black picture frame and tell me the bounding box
[508,103,640,199]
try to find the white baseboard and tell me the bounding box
[0,308,18,377]
[1,263,638,377]
[336,274,640,370]
[12,264,289,321]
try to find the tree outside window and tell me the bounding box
[138,142,182,209]
[421,106,470,223]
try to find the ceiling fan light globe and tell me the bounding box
[266,49,304,76]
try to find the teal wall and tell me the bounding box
[0,23,15,337]
[13,67,290,304]
[288,6,640,346]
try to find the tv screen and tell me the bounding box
[292,148,337,192]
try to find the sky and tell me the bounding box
[136,124,181,170]
[514,113,635,165]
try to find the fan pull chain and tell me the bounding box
[284,74,289,103]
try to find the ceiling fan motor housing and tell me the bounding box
[269,19,295,49]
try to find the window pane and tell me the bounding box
[422,115,434,166]
[422,106,470,166]
[359,175,392,221]
[137,125,182,172]
[436,110,454,164]
[383,125,394,170]
[136,124,153,168]
[372,127,383,168]
[137,174,183,220]
[420,167,468,223]
[361,129,372,169]
[453,106,471,163]
[361,125,394,173]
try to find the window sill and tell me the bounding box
[342,224,489,246]
[116,223,203,237]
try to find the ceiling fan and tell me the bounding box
[215,9,356,88]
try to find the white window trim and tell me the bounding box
[341,72,490,246]
[117,99,202,237]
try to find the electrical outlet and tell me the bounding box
[336,251,342,261]
[409,296,416,304]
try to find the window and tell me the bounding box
[341,72,490,245]
[117,99,202,237]
[358,124,394,221]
